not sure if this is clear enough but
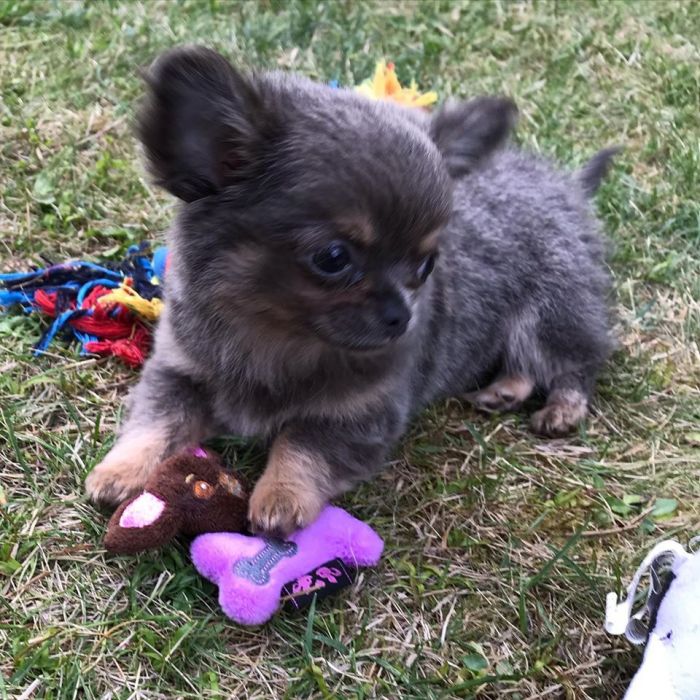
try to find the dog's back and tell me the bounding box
[414,148,614,417]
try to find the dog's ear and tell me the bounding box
[430,97,517,178]
[137,45,278,202]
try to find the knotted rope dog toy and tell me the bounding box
[0,243,167,366]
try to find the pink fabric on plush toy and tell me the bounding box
[119,492,166,528]
[191,505,384,625]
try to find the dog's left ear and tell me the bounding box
[430,97,517,178]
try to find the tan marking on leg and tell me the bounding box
[85,425,171,506]
[466,375,535,413]
[531,389,588,436]
[248,436,329,537]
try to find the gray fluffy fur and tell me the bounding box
[89,46,615,531]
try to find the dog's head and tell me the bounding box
[138,46,515,353]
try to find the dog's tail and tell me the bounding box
[577,146,621,197]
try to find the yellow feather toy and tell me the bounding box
[355,60,438,108]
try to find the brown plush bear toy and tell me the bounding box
[104,447,248,554]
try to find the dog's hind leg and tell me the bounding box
[503,305,610,436]
[530,372,591,436]
[466,374,535,413]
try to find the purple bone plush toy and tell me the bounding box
[191,505,384,625]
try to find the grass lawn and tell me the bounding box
[1,1,699,697]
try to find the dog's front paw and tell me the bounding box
[248,475,324,538]
[85,458,147,506]
[85,428,169,506]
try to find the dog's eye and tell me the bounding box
[311,242,352,277]
[417,253,436,283]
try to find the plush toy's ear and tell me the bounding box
[137,45,281,202]
[104,491,183,555]
[430,96,517,178]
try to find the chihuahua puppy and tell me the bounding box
[86,46,615,535]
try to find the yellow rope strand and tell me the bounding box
[99,280,163,321]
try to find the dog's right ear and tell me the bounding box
[137,45,279,202]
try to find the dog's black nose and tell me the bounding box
[378,296,410,336]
